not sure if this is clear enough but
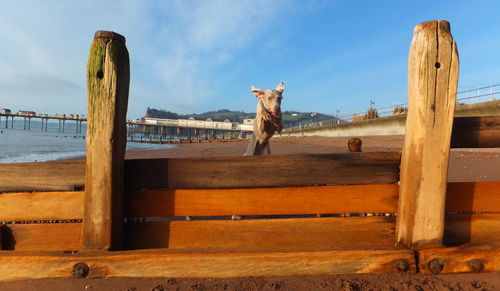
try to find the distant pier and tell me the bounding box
[126,117,254,142]
[0,113,86,134]
[0,113,254,142]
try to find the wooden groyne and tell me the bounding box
[0,21,499,281]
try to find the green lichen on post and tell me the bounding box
[86,38,107,137]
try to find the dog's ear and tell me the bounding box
[251,85,265,98]
[276,82,285,93]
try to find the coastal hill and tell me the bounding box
[145,107,335,128]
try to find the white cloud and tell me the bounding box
[131,0,293,115]
[0,0,306,117]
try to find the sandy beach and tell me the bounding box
[2,135,499,290]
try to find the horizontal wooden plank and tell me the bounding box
[2,217,395,252]
[1,223,81,251]
[125,217,396,251]
[451,116,500,148]
[125,184,399,217]
[10,214,498,252]
[0,248,416,281]
[446,182,500,212]
[0,191,83,221]
[444,214,500,246]
[126,182,498,217]
[125,152,401,189]
[0,161,85,193]
[0,182,495,222]
[0,152,400,192]
[418,243,500,274]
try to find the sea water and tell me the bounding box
[0,119,173,163]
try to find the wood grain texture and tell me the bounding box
[124,217,397,251]
[445,182,500,212]
[418,243,500,274]
[451,116,500,148]
[0,161,84,193]
[0,217,396,252]
[0,182,495,223]
[125,152,401,189]
[0,191,83,221]
[126,182,499,217]
[0,248,415,281]
[1,223,81,251]
[396,20,459,248]
[5,214,497,252]
[444,214,500,246]
[125,184,399,217]
[83,31,130,250]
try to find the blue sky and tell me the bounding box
[0,0,499,119]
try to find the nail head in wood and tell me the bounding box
[428,258,444,275]
[394,259,410,272]
[72,263,89,278]
[468,259,484,273]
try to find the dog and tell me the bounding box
[245,82,284,156]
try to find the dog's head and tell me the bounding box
[251,82,284,117]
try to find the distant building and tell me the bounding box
[0,108,11,114]
[18,110,36,116]
[243,119,254,125]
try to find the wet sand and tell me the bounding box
[2,135,499,290]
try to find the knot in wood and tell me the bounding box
[428,258,444,274]
[73,263,90,278]
[468,259,484,273]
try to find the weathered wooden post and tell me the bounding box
[82,31,130,250]
[396,20,459,248]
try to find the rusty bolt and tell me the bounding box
[394,259,410,272]
[73,263,90,278]
[428,258,444,275]
[468,259,484,273]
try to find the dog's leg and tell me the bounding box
[245,134,258,156]
[256,139,270,155]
